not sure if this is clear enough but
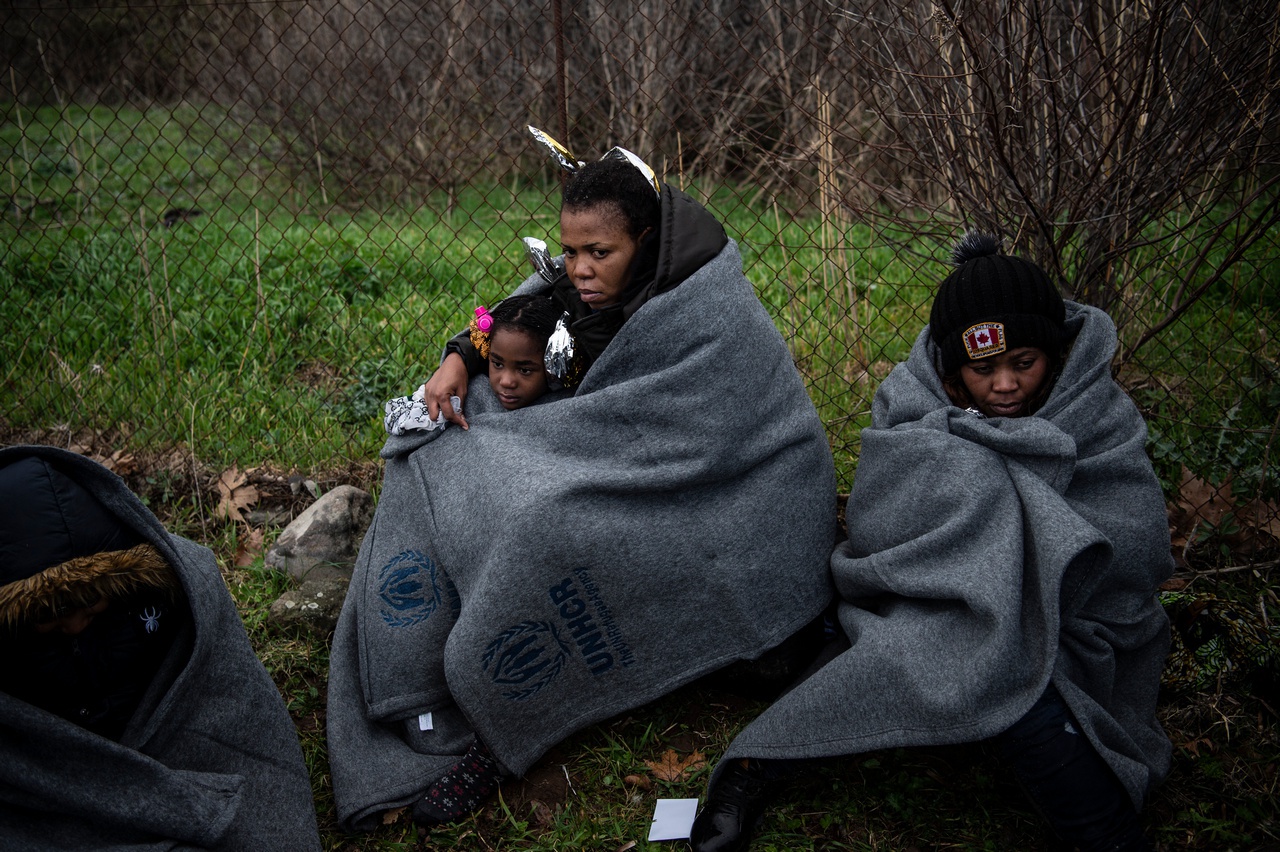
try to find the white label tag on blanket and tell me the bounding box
[647,798,698,841]
[418,712,433,731]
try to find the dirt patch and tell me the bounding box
[293,359,345,392]
[0,423,381,534]
[500,746,573,826]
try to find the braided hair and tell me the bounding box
[488,293,560,345]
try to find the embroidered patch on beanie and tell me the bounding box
[962,322,1006,360]
[929,231,1066,375]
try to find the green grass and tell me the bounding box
[0,101,921,484]
[4,100,1278,498]
[3,99,1280,850]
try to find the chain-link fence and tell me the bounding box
[2,0,1278,568]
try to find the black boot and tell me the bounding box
[689,758,776,852]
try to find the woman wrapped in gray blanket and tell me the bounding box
[693,233,1173,852]
[326,142,837,831]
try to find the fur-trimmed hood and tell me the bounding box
[0,452,182,630]
[0,445,322,850]
[0,543,181,629]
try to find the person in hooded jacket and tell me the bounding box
[0,446,320,851]
[421,155,729,429]
[0,458,185,743]
[327,150,836,833]
[691,233,1172,852]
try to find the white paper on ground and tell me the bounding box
[647,798,699,842]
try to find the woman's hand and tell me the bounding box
[422,352,470,430]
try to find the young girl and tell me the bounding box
[469,293,561,411]
[384,293,563,435]
[693,232,1172,852]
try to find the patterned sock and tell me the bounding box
[411,739,504,826]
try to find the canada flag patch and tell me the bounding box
[962,322,1006,360]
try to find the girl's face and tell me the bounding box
[957,347,1051,418]
[487,327,549,410]
[560,204,650,309]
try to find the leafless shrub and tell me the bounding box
[2,2,899,210]
[176,0,895,203]
[6,0,1276,359]
[183,0,562,200]
[837,0,1280,358]
[1,0,196,103]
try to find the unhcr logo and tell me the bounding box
[481,621,571,701]
[549,576,616,675]
[377,550,451,628]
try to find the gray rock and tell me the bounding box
[245,508,295,529]
[265,484,373,582]
[270,578,350,637]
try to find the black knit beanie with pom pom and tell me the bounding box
[929,232,1066,375]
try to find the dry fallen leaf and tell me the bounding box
[381,806,406,825]
[96,449,138,475]
[1176,466,1233,528]
[1246,498,1280,541]
[215,466,259,523]
[622,773,652,791]
[530,800,554,828]
[1177,736,1215,758]
[644,748,706,783]
[234,528,265,567]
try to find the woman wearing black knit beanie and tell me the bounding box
[693,232,1171,852]
[929,231,1067,417]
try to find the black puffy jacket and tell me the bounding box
[0,455,188,741]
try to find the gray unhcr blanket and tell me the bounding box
[0,446,320,851]
[328,240,837,831]
[720,302,1172,809]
